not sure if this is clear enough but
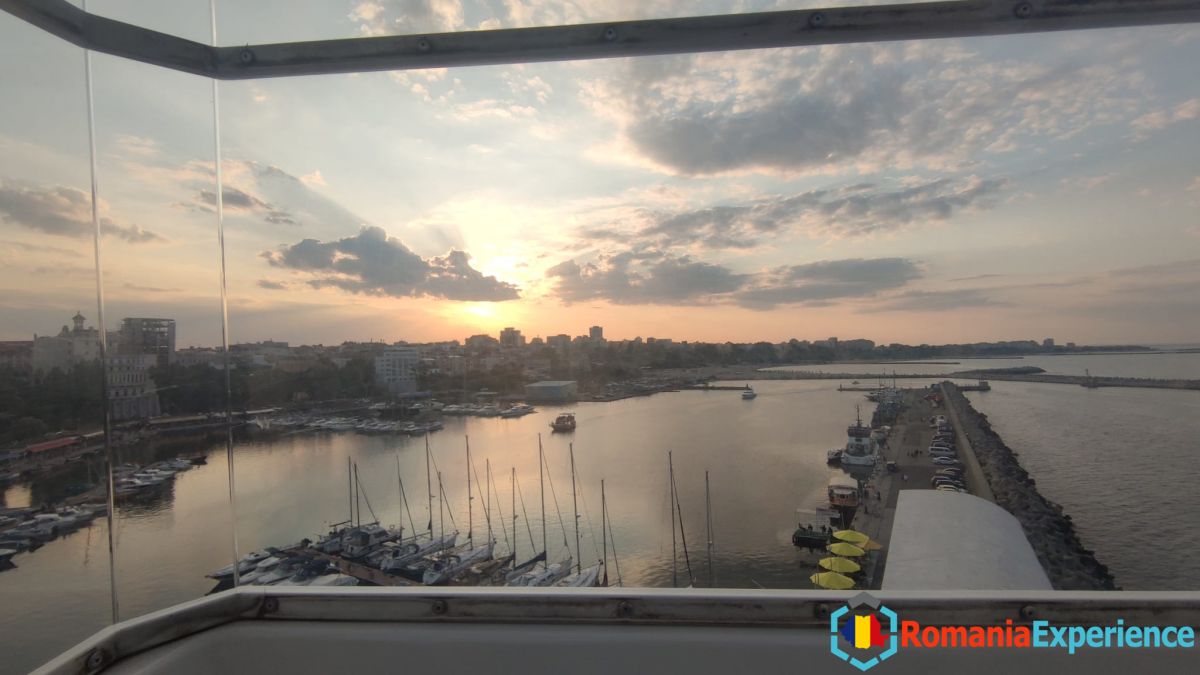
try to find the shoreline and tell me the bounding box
[941,382,1116,590]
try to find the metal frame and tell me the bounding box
[3,0,1200,79]
[36,587,1200,673]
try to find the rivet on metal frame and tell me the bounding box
[431,599,448,615]
[85,648,107,672]
[263,597,280,614]
[417,39,432,52]
[1020,604,1037,619]
[238,48,255,65]
[809,12,826,28]
[616,600,634,618]
[603,26,618,41]
[1014,2,1034,19]
[815,602,831,618]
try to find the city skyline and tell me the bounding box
[2,1,1199,348]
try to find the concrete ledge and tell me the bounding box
[941,383,995,502]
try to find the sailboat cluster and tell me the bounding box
[205,435,619,589]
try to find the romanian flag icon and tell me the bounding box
[840,614,887,649]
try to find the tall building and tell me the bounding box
[107,353,161,420]
[499,327,525,348]
[374,346,420,397]
[119,317,176,368]
[1042,338,1055,349]
[589,325,604,342]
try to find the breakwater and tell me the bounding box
[941,382,1116,590]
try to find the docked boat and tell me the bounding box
[827,476,860,509]
[422,541,495,585]
[550,413,576,432]
[0,548,18,564]
[555,562,602,587]
[839,408,878,467]
[207,550,273,579]
[376,532,458,572]
[741,386,757,400]
[506,556,572,587]
[826,449,843,465]
[499,404,536,418]
[341,523,397,559]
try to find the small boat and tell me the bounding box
[0,548,18,564]
[826,449,843,465]
[741,386,757,400]
[507,556,572,587]
[550,413,576,432]
[555,562,602,587]
[499,404,536,418]
[377,532,459,572]
[422,541,495,585]
[207,550,272,579]
[341,523,397,560]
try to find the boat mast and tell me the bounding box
[601,478,608,587]
[354,462,361,527]
[486,458,493,544]
[347,456,353,526]
[466,435,473,546]
[669,451,677,588]
[425,434,433,534]
[670,452,695,586]
[539,434,546,571]
[511,467,517,563]
[706,469,715,588]
[437,470,444,542]
[569,442,580,574]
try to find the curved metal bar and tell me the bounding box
[2,1,1200,80]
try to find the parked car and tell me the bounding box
[932,457,962,466]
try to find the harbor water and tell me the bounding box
[2,352,1200,673]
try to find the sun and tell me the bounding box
[463,303,497,319]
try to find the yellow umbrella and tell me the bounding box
[859,539,883,551]
[811,571,856,590]
[832,530,869,546]
[827,542,866,557]
[819,557,862,574]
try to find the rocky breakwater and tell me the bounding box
[942,382,1117,590]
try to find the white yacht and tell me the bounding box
[422,541,495,585]
[741,386,757,400]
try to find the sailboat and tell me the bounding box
[554,442,602,587]
[421,437,495,585]
[668,451,696,588]
[508,435,571,587]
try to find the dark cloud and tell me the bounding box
[0,181,165,244]
[189,186,299,226]
[547,252,919,308]
[257,279,289,290]
[263,225,519,302]
[865,289,1005,313]
[583,177,1006,251]
[948,273,1007,282]
[735,258,923,309]
[123,283,180,293]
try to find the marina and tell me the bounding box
[2,369,1200,671]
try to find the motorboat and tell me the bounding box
[499,404,536,418]
[741,387,757,400]
[377,532,458,572]
[0,547,17,564]
[207,550,273,579]
[342,524,397,559]
[238,555,284,584]
[550,413,576,432]
[422,541,495,585]
[826,449,843,465]
[827,476,860,508]
[252,556,312,585]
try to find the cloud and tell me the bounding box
[865,288,1005,313]
[0,181,165,244]
[1131,98,1200,136]
[263,225,519,301]
[583,44,1147,177]
[546,251,745,305]
[123,282,180,293]
[735,258,923,309]
[349,0,465,35]
[185,186,299,226]
[582,177,1006,251]
[257,279,290,290]
[547,251,920,308]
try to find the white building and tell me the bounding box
[107,353,161,420]
[32,311,102,373]
[374,346,420,397]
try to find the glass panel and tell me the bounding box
[0,9,113,674]
[1,0,1199,669]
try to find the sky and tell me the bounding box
[0,0,1198,348]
